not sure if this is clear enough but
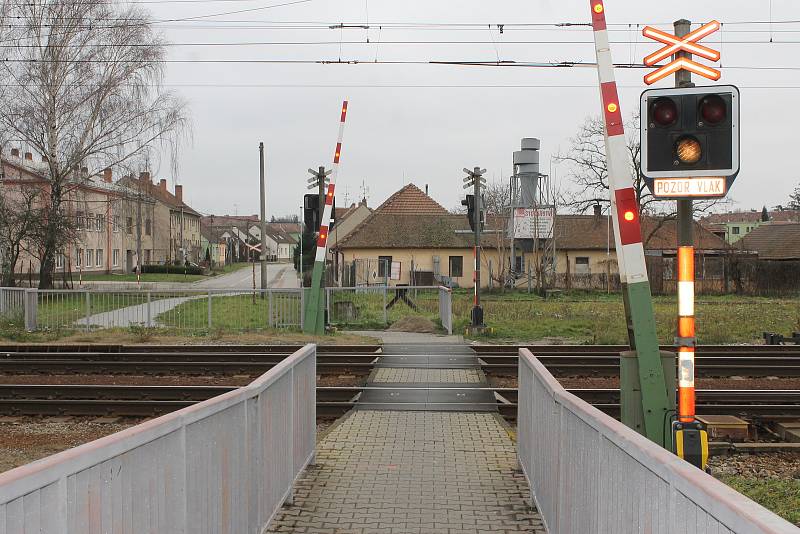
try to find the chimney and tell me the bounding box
[160,178,167,191]
[139,171,150,183]
[593,204,602,217]
[103,168,112,183]
[425,184,429,196]
[360,196,367,207]
[10,148,19,157]
[24,152,32,161]
[175,184,183,201]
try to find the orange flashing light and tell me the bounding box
[623,210,635,222]
[593,3,603,13]
[607,103,618,113]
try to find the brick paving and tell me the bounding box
[266,410,545,534]
[372,368,483,384]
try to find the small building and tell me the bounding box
[701,210,800,244]
[737,223,800,260]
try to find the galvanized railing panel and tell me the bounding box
[326,285,449,331]
[518,348,799,534]
[0,344,316,534]
[0,288,25,323]
[438,286,453,335]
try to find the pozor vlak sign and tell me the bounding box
[640,85,740,200]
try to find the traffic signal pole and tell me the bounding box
[673,19,697,425]
[589,1,672,447]
[303,101,348,335]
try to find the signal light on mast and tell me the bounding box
[650,97,678,127]
[676,136,702,164]
[623,210,635,222]
[700,94,726,125]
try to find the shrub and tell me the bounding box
[142,264,203,275]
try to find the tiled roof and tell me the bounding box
[737,223,800,260]
[338,212,730,251]
[373,184,449,215]
[702,210,800,224]
[118,176,201,217]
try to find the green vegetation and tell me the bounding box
[456,291,800,344]
[35,292,150,330]
[719,476,800,526]
[157,292,304,331]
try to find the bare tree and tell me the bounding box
[556,115,728,244]
[0,187,42,286]
[0,0,189,288]
[481,180,512,289]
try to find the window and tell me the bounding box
[145,218,151,236]
[96,249,103,267]
[378,256,392,278]
[575,256,590,274]
[113,215,120,232]
[126,217,133,235]
[55,254,64,269]
[112,249,119,267]
[144,249,151,264]
[95,214,103,232]
[76,249,82,268]
[732,226,740,235]
[449,256,463,278]
[85,213,93,231]
[76,211,84,230]
[514,255,525,274]
[86,249,93,267]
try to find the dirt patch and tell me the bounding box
[486,375,800,390]
[387,316,438,333]
[709,452,800,480]
[316,375,366,387]
[0,418,138,473]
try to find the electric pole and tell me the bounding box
[259,142,268,293]
[462,166,486,332]
[136,188,142,275]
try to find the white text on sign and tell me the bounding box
[653,177,726,197]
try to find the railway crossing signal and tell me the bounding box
[642,20,721,85]
[640,85,740,199]
[463,167,487,331]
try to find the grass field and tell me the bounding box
[157,292,303,331]
[78,262,253,283]
[718,476,800,526]
[451,290,800,344]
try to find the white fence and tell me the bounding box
[0,344,316,534]
[0,287,25,323]
[518,348,799,534]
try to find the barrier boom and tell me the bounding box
[589,1,672,446]
[303,101,348,335]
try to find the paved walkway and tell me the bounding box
[267,410,545,534]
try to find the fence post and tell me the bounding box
[285,365,295,505]
[24,289,37,331]
[489,261,493,290]
[268,290,273,327]
[527,265,532,294]
[299,288,304,329]
[146,291,152,328]
[382,285,388,325]
[0,287,5,316]
[207,291,212,329]
[325,288,331,327]
[85,291,91,331]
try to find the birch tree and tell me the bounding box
[0,0,188,288]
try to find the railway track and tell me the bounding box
[2,384,798,420]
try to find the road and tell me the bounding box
[81,263,300,328]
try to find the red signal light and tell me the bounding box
[623,210,635,222]
[651,97,678,127]
[700,94,726,124]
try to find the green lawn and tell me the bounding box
[453,290,800,344]
[36,292,150,329]
[158,292,302,330]
[718,476,800,526]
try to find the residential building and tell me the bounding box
[701,209,800,244]
[335,183,730,289]
[737,223,800,260]
[0,149,157,277]
[118,173,202,264]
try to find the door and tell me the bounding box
[126,250,133,273]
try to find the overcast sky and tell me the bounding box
[146,0,800,218]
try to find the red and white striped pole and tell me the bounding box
[589,0,672,446]
[677,245,696,421]
[303,101,348,335]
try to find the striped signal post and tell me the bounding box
[677,245,695,421]
[303,101,348,335]
[589,0,673,447]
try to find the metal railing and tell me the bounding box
[326,285,452,332]
[0,344,316,533]
[0,287,25,323]
[21,288,303,331]
[518,348,798,534]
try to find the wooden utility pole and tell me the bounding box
[259,142,268,293]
